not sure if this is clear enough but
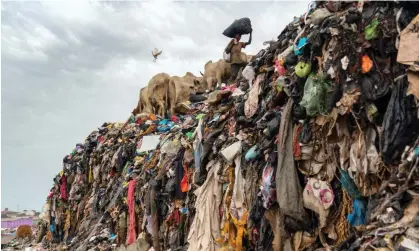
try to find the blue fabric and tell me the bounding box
[340,170,361,199]
[347,199,366,226]
[295,37,308,56]
[245,145,258,161]
[49,216,56,232]
[194,142,202,172]
[157,120,175,132]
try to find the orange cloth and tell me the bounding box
[361,55,373,73]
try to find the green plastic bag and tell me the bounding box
[299,74,332,116]
[295,61,312,78]
[365,19,379,40]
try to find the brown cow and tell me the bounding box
[168,72,200,115]
[146,73,171,117]
[200,59,232,91]
[133,86,153,115]
[199,53,253,91]
[16,225,33,239]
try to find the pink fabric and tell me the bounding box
[60,176,67,201]
[275,60,286,75]
[126,179,137,245]
[221,83,237,92]
[261,165,274,208]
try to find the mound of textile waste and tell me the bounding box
[28,1,419,251]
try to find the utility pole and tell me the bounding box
[17,204,19,212]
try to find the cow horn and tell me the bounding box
[200,71,204,76]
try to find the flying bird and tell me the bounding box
[152,48,163,62]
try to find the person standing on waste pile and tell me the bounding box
[225,31,252,84]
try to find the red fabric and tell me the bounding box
[166,209,181,227]
[60,176,67,201]
[171,115,179,123]
[293,125,302,157]
[180,164,189,192]
[221,83,237,92]
[126,179,137,245]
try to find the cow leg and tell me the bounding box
[158,101,166,118]
[216,72,222,88]
[206,78,212,92]
[169,96,176,116]
[229,63,240,85]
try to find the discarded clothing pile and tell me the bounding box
[37,1,419,251]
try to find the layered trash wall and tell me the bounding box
[33,2,419,251]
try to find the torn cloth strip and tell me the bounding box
[126,179,137,246]
[60,175,67,201]
[275,99,307,223]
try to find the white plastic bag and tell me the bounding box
[223,51,231,62]
[242,65,255,88]
[220,141,242,164]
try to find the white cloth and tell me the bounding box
[187,161,222,251]
[230,156,246,219]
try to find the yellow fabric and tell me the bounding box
[216,166,248,251]
[88,166,93,183]
[64,210,71,231]
[231,209,248,251]
[216,167,234,250]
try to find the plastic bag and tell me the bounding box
[242,65,255,82]
[295,62,312,78]
[364,18,379,40]
[380,78,419,164]
[295,37,308,56]
[309,8,332,25]
[223,51,231,62]
[222,17,252,38]
[360,72,390,101]
[300,75,332,116]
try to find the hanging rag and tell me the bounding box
[245,74,264,118]
[347,199,366,226]
[187,161,223,251]
[340,170,362,199]
[276,99,308,223]
[174,147,187,199]
[126,179,137,246]
[60,175,67,201]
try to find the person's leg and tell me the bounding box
[229,64,239,85]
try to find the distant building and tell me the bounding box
[1,217,33,228]
[1,209,36,228]
[25,210,36,216]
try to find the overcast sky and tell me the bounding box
[1,1,308,211]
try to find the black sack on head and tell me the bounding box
[380,77,419,164]
[222,17,252,38]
